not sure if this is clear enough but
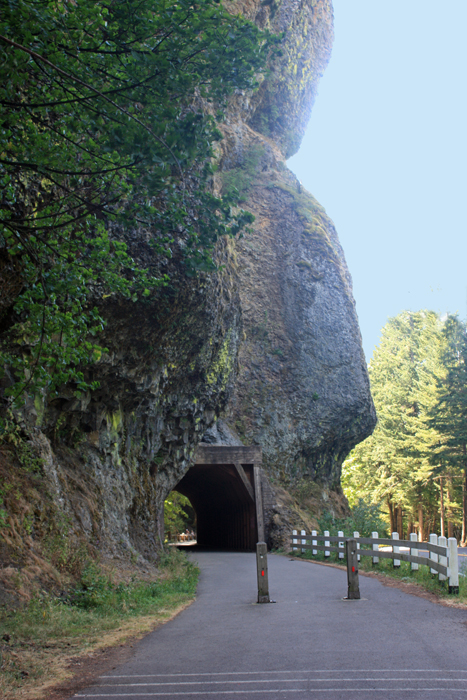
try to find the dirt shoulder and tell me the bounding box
[2,600,194,700]
[40,638,139,700]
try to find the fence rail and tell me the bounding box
[291,529,459,594]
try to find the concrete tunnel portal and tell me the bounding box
[173,445,264,551]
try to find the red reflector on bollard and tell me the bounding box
[261,570,265,577]
[352,566,355,573]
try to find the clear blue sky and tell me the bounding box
[288,0,467,362]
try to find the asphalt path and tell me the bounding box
[71,551,467,700]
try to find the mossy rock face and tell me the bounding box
[220,149,376,495]
[2,238,243,562]
[232,0,334,158]
[1,0,375,566]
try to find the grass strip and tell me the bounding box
[0,549,199,700]
[287,548,467,603]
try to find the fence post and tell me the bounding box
[429,533,438,574]
[338,531,345,560]
[256,542,270,603]
[345,538,360,599]
[353,531,360,561]
[312,530,317,556]
[438,535,447,582]
[410,532,419,571]
[392,532,400,567]
[301,529,306,554]
[324,530,330,558]
[292,529,298,552]
[372,531,379,565]
[448,537,459,594]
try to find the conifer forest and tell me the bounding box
[343,310,467,545]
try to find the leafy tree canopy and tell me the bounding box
[0,0,276,406]
[164,491,195,538]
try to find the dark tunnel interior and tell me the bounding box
[174,464,257,550]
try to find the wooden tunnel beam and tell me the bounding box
[234,463,255,502]
[191,444,264,549]
[195,445,262,465]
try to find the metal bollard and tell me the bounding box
[345,538,361,599]
[256,541,270,603]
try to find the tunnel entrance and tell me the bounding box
[174,445,263,551]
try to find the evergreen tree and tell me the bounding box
[343,311,446,538]
[429,315,467,544]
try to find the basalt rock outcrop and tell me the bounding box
[221,153,376,486]
[0,0,376,571]
[213,0,376,502]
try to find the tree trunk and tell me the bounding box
[439,476,445,538]
[397,506,403,538]
[428,513,435,539]
[447,474,454,538]
[387,499,395,534]
[393,506,399,535]
[418,503,424,541]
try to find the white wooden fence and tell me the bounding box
[291,529,459,593]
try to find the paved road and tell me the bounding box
[72,551,467,700]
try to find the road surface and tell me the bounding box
[71,551,467,700]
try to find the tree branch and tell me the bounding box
[0,34,183,178]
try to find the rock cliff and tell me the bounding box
[0,0,376,578]
[213,0,376,502]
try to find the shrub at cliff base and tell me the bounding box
[317,499,388,539]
